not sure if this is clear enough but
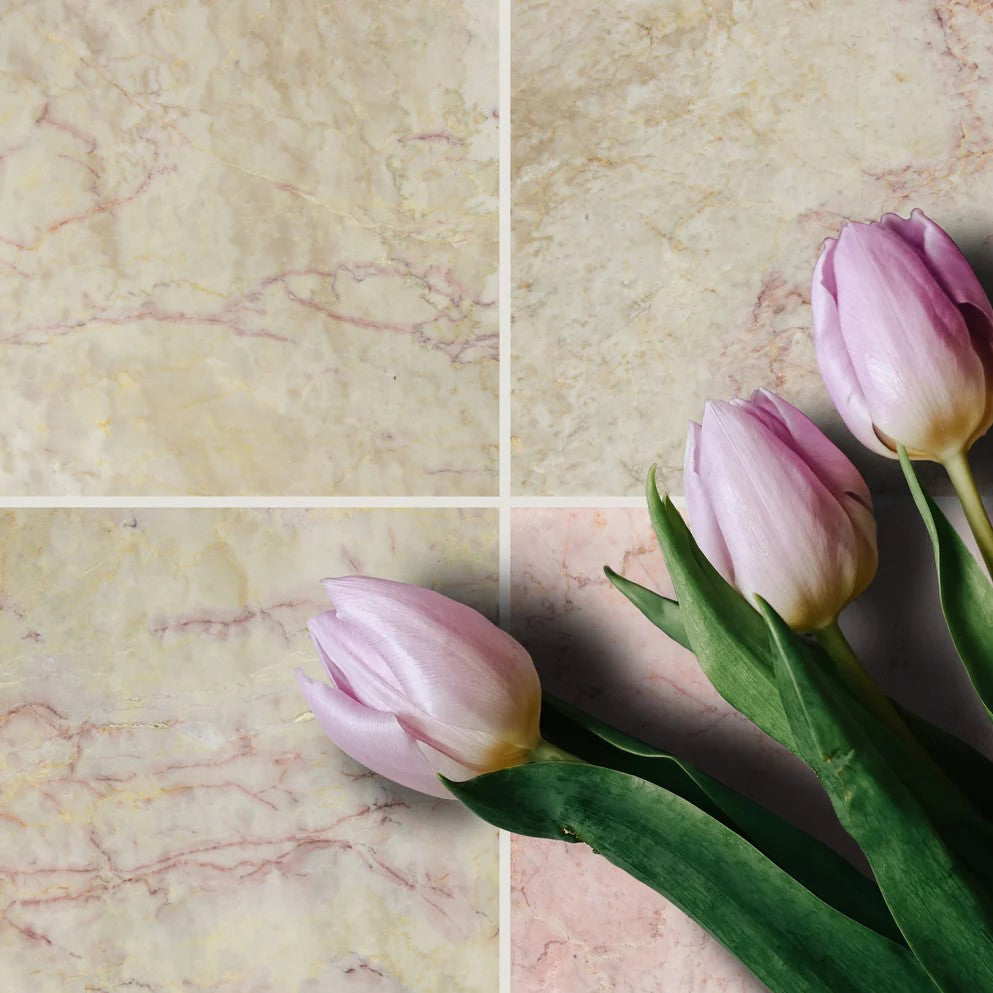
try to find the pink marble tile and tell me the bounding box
[509,503,993,991]
[509,507,796,992]
[512,838,762,993]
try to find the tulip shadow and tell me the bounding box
[510,585,863,865]
[945,228,993,487]
[414,566,502,625]
[816,415,951,497]
[844,494,993,758]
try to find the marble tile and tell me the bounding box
[0,508,499,992]
[509,506,811,992]
[509,504,993,992]
[0,1,497,495]
[512,0,993,495]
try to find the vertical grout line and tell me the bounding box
[498,0,512,989]
[498,3,511,517]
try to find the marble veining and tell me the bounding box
[512,0,993,495]
[0,1,497,494]
[0,509,499,991]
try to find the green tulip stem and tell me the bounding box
[813,620,919,751]
[527,738,584,764]
[944,450,993,580]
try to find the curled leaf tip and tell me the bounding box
[755,596,785,629]
[646,463,673,506]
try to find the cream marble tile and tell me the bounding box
[0,1,497,495]
[512,0,993,495]
[0,508,499,992]
[509,504,993,992]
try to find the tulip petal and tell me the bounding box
[414,739,487,784]
[308,610,407,711]
[811,238,892,458]
[744,389,878,596]
[880,209,993,321]
[832,221,988,459]
[321,577,542,748]
[746,389,872,508]
[698,401,861,630]
[398,710,530,776]
[295,669,451,798]
[879,211,993,450]
[683,420,737,585]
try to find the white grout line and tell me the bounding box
[498,0,512,987]
[0,495,649,510]
[509,495,646,508]
[0,495,501,509]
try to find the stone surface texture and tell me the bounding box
[0,508,499,991]
[0,1,497,494]
[509,504,993,993]
[512,0,993,494]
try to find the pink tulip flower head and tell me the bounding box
[812,209,993,462]
[296,577,542,798]
[684,390,878,632]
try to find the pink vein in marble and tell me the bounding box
[0,508,499,991]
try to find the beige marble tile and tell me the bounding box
[0,1,497,495]
[512,0,993,495]
[0,508,499,992]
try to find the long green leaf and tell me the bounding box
[643,466,794,748]
[541,693,902,942]
[447,762,937,993]
[603,566,691,650]
[764,600,993,992]
[899,447,993,721]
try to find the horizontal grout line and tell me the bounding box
[0,495,661,510]
[0,496,499,509]
[507,496,647,508]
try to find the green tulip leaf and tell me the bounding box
[603,566,690,650]
[446,761,937,993]
[643,466,794,749]
[899,447,993,722]
[541,693,902,943]
[764,599,993,992]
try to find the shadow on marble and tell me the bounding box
[0,2,497,495]
[512,0,993,495]
[0,508,499,991]
[509,503,992,992]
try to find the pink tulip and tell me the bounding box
[684,390,877,632]
[812,209,993,462]
[296,576,542,798]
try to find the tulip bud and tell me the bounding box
[812,209,993,462]
[684,390,877,632]
[296,576,542,798]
